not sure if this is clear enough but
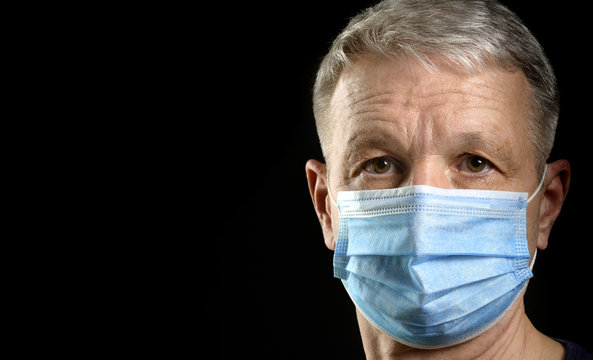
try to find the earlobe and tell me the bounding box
[305,159,336,250]
[537,159,571,250]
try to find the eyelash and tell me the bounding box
[361,157,400,175]
[459,154,493,174]
[360,154,494,175]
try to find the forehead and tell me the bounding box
[332,56,531,119]
[329,56,534,165]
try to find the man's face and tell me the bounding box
[327,56,541,255]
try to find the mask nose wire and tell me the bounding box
[527,165,547,203]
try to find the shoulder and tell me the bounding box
[554,339,593,360]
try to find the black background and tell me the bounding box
[212,1,592,358]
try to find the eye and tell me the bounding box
[463,155,490,173]
[363,157,394,174]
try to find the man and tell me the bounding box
[305,1,590,359]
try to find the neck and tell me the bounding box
[357,300,564,360]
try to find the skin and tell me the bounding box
[305,56,570,359]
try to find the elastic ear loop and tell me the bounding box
[326,171,338,207]
[327,182,337,206]
[527,165,548,271]
[527,165,547,203]
[530,249,537,271]
[527,165,547,271]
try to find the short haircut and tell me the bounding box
[313,0,558,174]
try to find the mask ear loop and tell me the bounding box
[527,165,547,271]
[326,172,338,206]
[527,165,547,203]
[327,181,338,206]
[530,249,537,271]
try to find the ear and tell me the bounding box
[305,159,336,250]
[537,159,571,250]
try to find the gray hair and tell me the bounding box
[313,0,558,174]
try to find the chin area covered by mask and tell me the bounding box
[330,169,544,349]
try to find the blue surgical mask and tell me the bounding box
[329,170,545,349]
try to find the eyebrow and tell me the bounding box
[455,131,515,162]
[342,129,406,166]
[342,129,520,173]
[456,131,488,151]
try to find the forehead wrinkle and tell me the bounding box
[343,89,406,116]
[341,85,509,138]
[416,90,506,106]
[342,120,404,163]
[332,58,532,175]
[341,89,414,139]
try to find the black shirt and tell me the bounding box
[555,339,593,360]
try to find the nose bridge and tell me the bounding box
[405,158,451,189]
